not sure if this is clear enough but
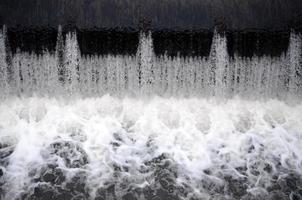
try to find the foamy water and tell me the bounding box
[1,96,302,199]
[0,24,302,199]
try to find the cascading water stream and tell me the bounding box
[0,26,301,100]
[0,26,302,200]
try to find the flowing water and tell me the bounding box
[0,26,302,200]
[0,28,301,99]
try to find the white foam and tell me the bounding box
[1,96,302,199]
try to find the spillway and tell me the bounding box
[0,25,302,200]
[0,27,301,100]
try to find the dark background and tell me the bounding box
[1,0,302,30]
[1,0,301,57]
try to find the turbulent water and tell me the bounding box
[0,26,302,200]
[0,97,302,200]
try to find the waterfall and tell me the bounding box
[287,31,302,97]
[55,25,65,86]
[1,26,302,200]
[137,32,156,95]
[209,30,229,97]
[64,31,81,94]
[0,27,301,100]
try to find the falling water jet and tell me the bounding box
[136,31,156,96]
[209,29,229,98]
[63,31,81,95]
[287,30,302,98]
[55,25,65,86]
[0,25,9,98]
[0,26,301,101]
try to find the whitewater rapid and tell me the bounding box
[0,24,302,199]
[0,96,302,200]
